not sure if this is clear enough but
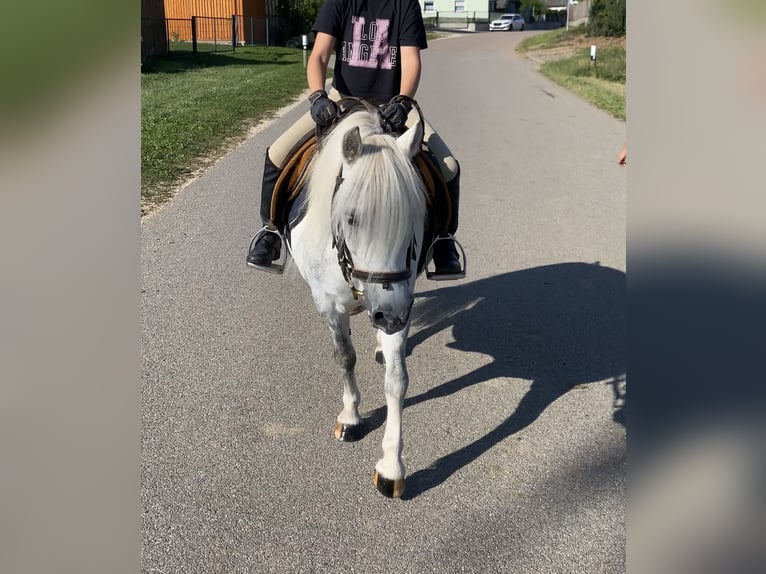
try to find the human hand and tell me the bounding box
[379,96,414,132]
[618,145,627,166]
[309,90,339,127]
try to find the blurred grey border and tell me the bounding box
[2,0,765,572]
[0,3,140,574]
[629,0,766,572]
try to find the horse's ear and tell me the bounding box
[342,127,363,163]
[396,120,423,159]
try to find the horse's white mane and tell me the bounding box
[300,110,426,262]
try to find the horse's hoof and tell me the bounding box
[334,422,365,442]
[373,470,405,498]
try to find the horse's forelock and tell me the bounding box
[302,111,425,259]
[332,130,425,261]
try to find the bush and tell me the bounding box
[272,0,324,44]
[588,0,626,37]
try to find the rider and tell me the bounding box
[246,0,462,277]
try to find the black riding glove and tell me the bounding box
[380,96,414,132]
[309,90,339,127]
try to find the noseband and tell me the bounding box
[331,169,417,299]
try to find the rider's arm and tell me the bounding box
[307,32,336,94]
[399,46,422,99]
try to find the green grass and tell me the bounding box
[541,67,625,120]
[517,27,625,120]
[540,48,625,120]
[517,26,588,51]
[141,46,309,212]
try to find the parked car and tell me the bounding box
[489,13,525,32]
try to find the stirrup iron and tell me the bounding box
[247,226,288,274]
[425,235,467,281]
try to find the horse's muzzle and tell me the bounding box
[369,309,410,335]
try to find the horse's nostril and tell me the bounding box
[370,310,407,334]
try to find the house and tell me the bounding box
[545,0,591,25]
[492,1,520,13]
[419,0,493,17]
[415,0,590,23]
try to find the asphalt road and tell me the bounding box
[142,31,626,574]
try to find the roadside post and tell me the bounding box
[302,34,309,68]
[590,44,597,75]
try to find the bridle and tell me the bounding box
[325,97,426,300]
[331,170,418,299]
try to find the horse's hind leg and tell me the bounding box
[324,312,365,442]
[372,327,409,498]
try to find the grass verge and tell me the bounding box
[141,46,309,215]
[517,26,578,51]
[141,39,452,216]
[517,27,625,120]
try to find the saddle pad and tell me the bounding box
[269,134,318,228]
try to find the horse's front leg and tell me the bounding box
[322,311,365,442]
[372,326,409,498]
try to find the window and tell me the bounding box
[454,0,465,11]
[424,0,434,11]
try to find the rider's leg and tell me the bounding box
[433,167,462,273]
[246,151,283,268]
[421,120,463,275]
[247,111,316,269]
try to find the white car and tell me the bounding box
[489,13,525,32]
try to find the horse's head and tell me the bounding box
[331,114,426,334]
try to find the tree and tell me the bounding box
[519,0,547,21]
[270,0,324,45]
[588,0,626,37]
[297,0,324,30]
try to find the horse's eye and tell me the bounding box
[346,212,358,227]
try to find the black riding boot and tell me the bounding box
[432,169,462,276]
[246,151,283,269]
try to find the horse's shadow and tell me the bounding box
[362,262,626,499]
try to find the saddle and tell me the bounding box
[267,110,452,238]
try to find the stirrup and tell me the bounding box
[425,235,467,281]
[247,226,288,274]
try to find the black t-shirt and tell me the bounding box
[313,0,428,102]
